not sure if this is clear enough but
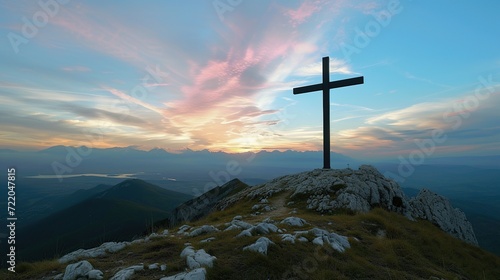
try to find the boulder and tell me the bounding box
[59,242,129,264]
[410,189,478,245]
[309,227,350,253]
[160,267,206,280]
[188,225,219,237]
[186,249,217,269]
[63,260,93,280]
[243,237,275,255]
[181,246,216,269]
[87,269,104,280]
[280,217,307,227]
[253,223,278,234]
[110,265,143,280]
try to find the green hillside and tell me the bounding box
[7,190,500,279]
[16,179,192,262]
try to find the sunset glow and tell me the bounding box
[1,0,499,160]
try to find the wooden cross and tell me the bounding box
[293,56,364,169]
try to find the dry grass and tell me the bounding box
[3,199,500,279]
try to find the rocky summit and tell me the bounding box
[6,165,499,280]
[218,165,477,245]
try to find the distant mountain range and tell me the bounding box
[0,146,358,181]
[14,179,192,262]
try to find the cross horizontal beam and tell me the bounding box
[293,76,364,95]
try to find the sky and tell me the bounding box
[0,0,499,160]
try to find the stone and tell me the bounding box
[148,263,159,270]
[180,246,196,258]
[253,223,278,235]
[186,249,216,269]
[224,224,241,231]
[312,237,323,246]
[243,237,275,255]
[160,267,206,280]
[200,237,216,243]
[281,234,295,243]
[177,225,192,234]
[110,265,143,280]
[59,242,129,264]
[63,260,93,280]
[87,269,104,280]
[160,264,167,271]
[188,225,219,237]
[232,220,253,230]
[280,217,307,227]
[236,229,253,238]
[410,189,478,245]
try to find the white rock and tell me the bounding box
[87,269,104,280]
[177,225,191,234]
[262,205,272,212]
[324,232,350,253]
[252,204,260,210]
[186,249,216,269]
[233,215,242,220]
[162,229,170,235]
[312,237,324,246]
[200,237,216,243]
[148,263,159,270]
[410,189,478,245]
[59,242,129,264]
[253,223,278,234]
[224,224,241,231]
[236,229,253,238]
[160,264,167,271]
[180,246,196,258]
[297,237,309,242]
[260,198,269,203]
[243,237,275,255]
[63,260,93,280]
[110,265,143,280]
[281,234,295,243]
[188,225,219,237]
[232,220,253,230]
[160,267,206,280]
[280,217,307,227]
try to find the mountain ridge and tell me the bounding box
[4,166,500,279]
[15,179,192,262]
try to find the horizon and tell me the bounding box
[1,1,499,161]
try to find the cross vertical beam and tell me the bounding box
[293,56,364,169]
[322,57,330,169]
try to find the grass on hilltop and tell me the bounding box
[3,193,500,280]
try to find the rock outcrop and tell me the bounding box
[410,189,478,245]
[166,179,249,226]
[217,165,477,245]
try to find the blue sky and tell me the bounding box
[0,0,499,160]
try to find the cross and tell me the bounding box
[293,56,364,169]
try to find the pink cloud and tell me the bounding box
[286,1,322,26]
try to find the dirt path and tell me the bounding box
[245,190,293,223]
